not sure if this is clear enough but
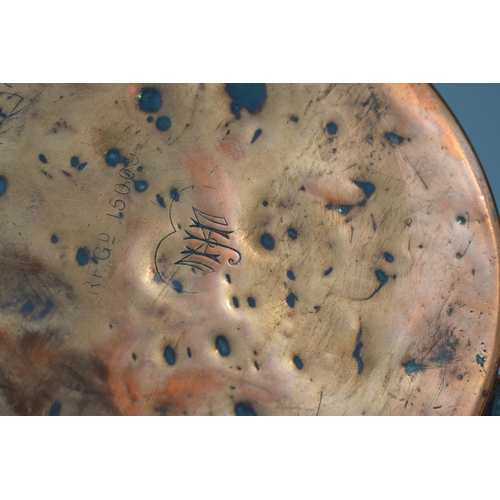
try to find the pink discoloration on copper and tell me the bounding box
[0,84,498,416]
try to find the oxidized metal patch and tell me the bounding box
[0,83,498,415]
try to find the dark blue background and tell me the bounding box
[432,84,500,212]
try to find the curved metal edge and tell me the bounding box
[429,83,500,415]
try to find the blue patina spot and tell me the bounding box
[476,354,485,368]
[353,342,364,374]
[49,401,61,416]
[172,280,183,293]
[324,267,333,276]
[375,269,389,286]
[77,162,87,171]
[156,116,171,132]
[326,203,353,215]
[260,233,275,250]
[287,270,296,281]
[215,335,230,357]
[247,297,256,308]
[20,303,35,315]
[353,180,376,199]
[134,180,148,192]
[286,292,298,308]
[384,132,404,145]
[251,129,262,143]
[232,296,240,308]
[225,84,267,119]
[293,355,304,370]
[39,154,47,163]
[403,359,425,375]
[37,299,54,319]
[457,216,466,224]
[76,248,89,266]
[235,402,256,416]
[105,149,124,167]
[384,252,394,263]
[20,299,54,320]
[0,176,7,196]
[71,156,79,168]
[51,235,58,243]
[170,188,180,202]
[287,228,298,240]
[325,121,337,135]
[156,194,166,208]
[138,87,163,113]
[164,346,176,365]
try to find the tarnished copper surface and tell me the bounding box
[0,83,498,416]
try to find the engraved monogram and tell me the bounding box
[154,196,241,285]
[174,208,241,274]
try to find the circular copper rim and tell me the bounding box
[0,83,498,415]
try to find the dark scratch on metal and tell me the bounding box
[343,163,357,172]
[304,99,314,115]
[361,89,381,119]
[316,391,323,416]
[335,84,356,106]
[0,92,27,122]
[401,150,428,189]
[317,84,336,102]
[460,239,472,258]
